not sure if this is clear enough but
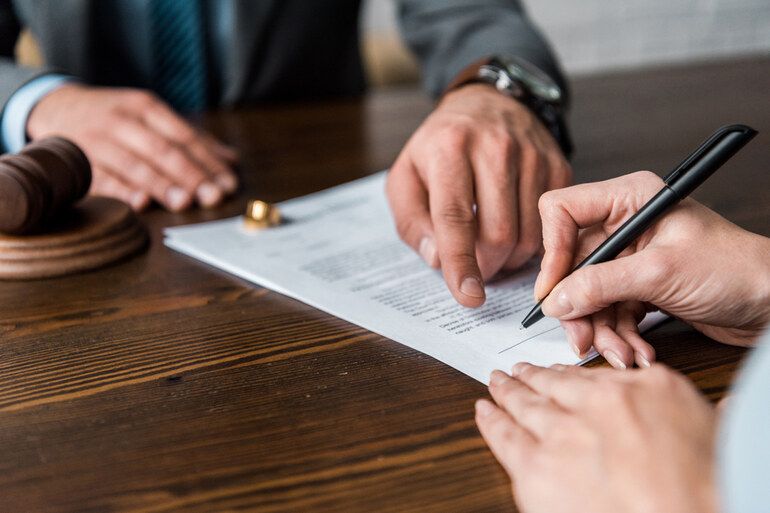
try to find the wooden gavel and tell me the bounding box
[0,137,91,234]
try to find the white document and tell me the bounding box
[165,172,664,384]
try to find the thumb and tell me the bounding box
[541,251,664,319]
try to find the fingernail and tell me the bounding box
[460,277,485,299]
[542,285,573,318]
[716,396,732,416]
[635,352,651,368]
[511,362,529,377]
[418,237,438,268]
[166,186,191,211]
[604,350,627,370]
[562,323,584,358]
[217,143,239,160]
[475,399,496,418]
[533,272,544,300]
[214,173,238,193]
[197,181,223,207]
[489,370,509,387]
[129,191,150,211]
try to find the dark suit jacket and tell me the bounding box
[0,0,566,111]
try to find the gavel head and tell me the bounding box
[0,138,91,235]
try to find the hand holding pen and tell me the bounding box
[524,125,766,368]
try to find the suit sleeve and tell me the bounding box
[394,0,568,104]
[0,0,54,118]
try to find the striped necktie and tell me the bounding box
[150,0,208,113]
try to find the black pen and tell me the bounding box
[521,124,758,329]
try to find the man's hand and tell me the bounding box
[26,84,239,211]
[476,363,718,513]
[535,171,770,368]
[386,84,572,308]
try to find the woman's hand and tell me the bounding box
[535,171,770,368]
[476,363,719,513]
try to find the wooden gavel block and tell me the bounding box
[0,138,148,279]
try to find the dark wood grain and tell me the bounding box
[0,57,767,513]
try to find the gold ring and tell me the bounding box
[244,200,281,229]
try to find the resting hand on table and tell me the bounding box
[535,171,770,368]
[26,83,239,211]
[386,84,572,308]
[476,362,719,513]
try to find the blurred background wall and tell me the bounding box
[361,0,770,85]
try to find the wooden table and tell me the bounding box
[1,57,768,512]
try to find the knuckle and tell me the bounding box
[552,160,574,188]
[512,400,537,423]
[151,137,173,155]
[437,202,476,228]
[538,190,560,218]
[177,126,201,145]
[394,217,421,244]
[517,364,539,383]
[516,230,541,258]
[124,89,158,110]
[166,148,194,173]
[176,125,198,144]
[631,170,666,193]
[563,418,594,447]
[544,419,574,444]
[385,165,409,197]
[110,153,153,185]
[636,170,661,184]
[495,421,518,447]
[435,122,472,149]
[518,141,541,172]
[495,381,517,404]
[100,108,127,127]
[486,129,518,157]
[111,150,137,171]
[483,221,517,249]
[571,271,602,308]
[127,161,154,183]
[647,363,677,387]
[449,250,479,270]
[90,171,117,194]
[603,381,634,408]
[78,129,106,147]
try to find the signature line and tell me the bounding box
[498,326,560,354]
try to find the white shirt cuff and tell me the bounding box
[1,75,72,153]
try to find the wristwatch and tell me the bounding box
[444,56,573,157]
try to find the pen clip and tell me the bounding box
[664,124,757,185]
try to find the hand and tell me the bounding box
[26,83,239,211]
[535,171,770,368]
[386,84,572,308]
[476,363,718,513]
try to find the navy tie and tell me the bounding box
[150,0,208,113]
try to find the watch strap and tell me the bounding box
[442,57,494,98]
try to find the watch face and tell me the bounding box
[497,56,562,102]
